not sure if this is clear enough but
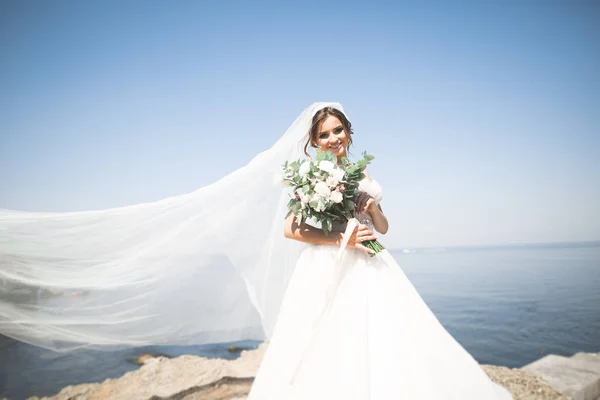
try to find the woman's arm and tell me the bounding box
[284,214,342,246]
[284,214,378,254]
[367,204,389,234]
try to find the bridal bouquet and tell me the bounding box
[282,150,385,256]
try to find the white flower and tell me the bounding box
[298,161,311,176]
[330,191,343,204]
[314,181,331,197]
[331,168,345,182]
[318,160,335,173]
[326,176,339,188]
[310,194,328,212]
[297,189,311,204]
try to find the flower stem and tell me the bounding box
[364,239,385,257]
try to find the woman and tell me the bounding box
[246,105,513,399]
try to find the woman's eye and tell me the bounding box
[334,127,344,134]
[319,133,328,139]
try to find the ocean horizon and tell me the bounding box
[391,239,600,253]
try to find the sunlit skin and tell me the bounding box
[283,114,389,253]
[314,116,349,161]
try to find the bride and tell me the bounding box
[247,104,513,399]
[0,102,512,399]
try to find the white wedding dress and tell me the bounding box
[247,179,513,400]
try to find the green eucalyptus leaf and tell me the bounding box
[325,151,336,163]
[323,219,332,236]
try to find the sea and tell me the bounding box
[1,241,599,400]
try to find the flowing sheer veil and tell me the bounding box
[0,102,344,351]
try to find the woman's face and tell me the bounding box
[314,115,349,160]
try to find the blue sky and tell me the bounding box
[1,1,599,248]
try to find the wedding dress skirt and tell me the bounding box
[247,244,513,399]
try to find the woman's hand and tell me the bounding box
[346,223,378,255]
[355,192,377,214]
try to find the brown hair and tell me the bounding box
[303,107,354,157]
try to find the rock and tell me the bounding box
[133,353,156,365]
[227,345,246,353]
[27,344,267,400]
[482,365,569,400]
[26,343,572,400]
[149,377,254,400]
[129,352,171,366]
[26,383,101,400]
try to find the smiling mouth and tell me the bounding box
[329,143,342,150]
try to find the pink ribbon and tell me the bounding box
[289,218,359,386]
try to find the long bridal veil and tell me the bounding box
[0,102,343,351]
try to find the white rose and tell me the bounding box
[331,168,345,182]
[318,160,335,173]
[314,181,331,197]
[330,190,343,204]
[298,161,311,176]
[326,176,339,187]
